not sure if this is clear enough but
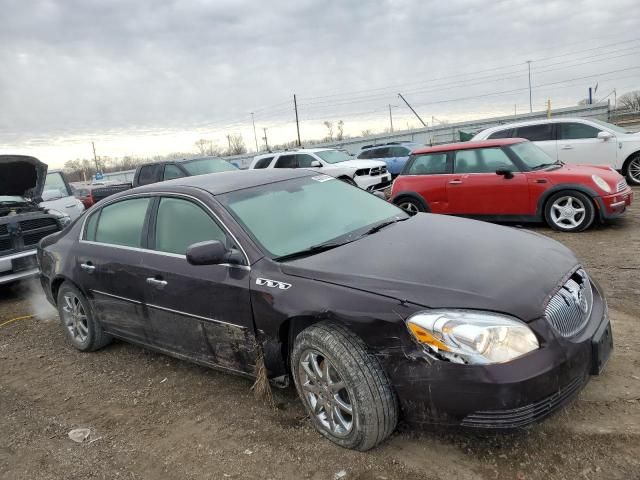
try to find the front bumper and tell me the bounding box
[597,187,633,220]
[354,173,392,192]
[385,282,610,429]
[0,250,39,285]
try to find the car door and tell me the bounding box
[142,195,256,374]
[513,124,557,160]
[78,196,157,343]
[556,122,618,166]
[446,147,529,216]
[295,153,322,171]
[400,152,452,213]
[273,154,297,169]
[388,146,411,175]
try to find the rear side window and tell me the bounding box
[92,198,151,247]
[454,148,516,173]
[275,155,297,168]
[154,198,227,255]
[137,165,161,185]
[163,164,185,181]
[254,157,273,169]
[389,146,411,157]
[407,153,450,175]
[514,124,554,142]
[487,128,513,139]
[557,123,601,140]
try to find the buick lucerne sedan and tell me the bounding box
[38,169,613,450]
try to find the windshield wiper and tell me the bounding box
[531,163,556,170]
[358,217,409,238]
[274,241,346,262]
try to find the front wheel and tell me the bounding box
[544,191,595,232]
[624,154,640,186]
[394,197,425,215]
[291,322,398,451]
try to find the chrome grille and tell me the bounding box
[616,179,628,192]
[545,269,592,337]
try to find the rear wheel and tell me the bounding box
[544,191,595,232]
[394,197,425,214]
[624,154,640,186]
[57,282,112,352]
[291,322,398,451]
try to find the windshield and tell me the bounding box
[218,175,406,259]
[181,158,238,175]
[588,118,632,134]
[44,172,71,199]
[508,141,559,170]
[315,150,352,164]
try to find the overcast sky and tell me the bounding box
[1,0,639,166]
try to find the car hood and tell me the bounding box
[281,214,579,322]
[0,155,48,199]
[328,159,386,169]
[547,163,624,184]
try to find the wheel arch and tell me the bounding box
[390,191,430,212]
[278,315,323,371]
[536,184,599,217]
[622,150,640,172]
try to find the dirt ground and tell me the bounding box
[1,191,639,480]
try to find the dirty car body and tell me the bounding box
[38,169,612,444]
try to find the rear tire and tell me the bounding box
[544,191,595,232]
[291,322,398,451]
[56,282,112,352]
[624,153,640,186]
[394,196,425,215]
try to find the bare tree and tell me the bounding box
[323,121,334,141]
[360,129,373,137]
[336,120,344,141]
[195,139,210,155]
[227,134,247,155]
[618,90,640,111]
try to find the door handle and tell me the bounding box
[448,179,463,184]
[146,277,168,288]
[80,262,95,273]
[560,145,573,150]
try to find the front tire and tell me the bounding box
[394,196,425,215]
[291,322,398,451]
[57,282,112,352]
[544,191,595,232]
[624,153,640,186]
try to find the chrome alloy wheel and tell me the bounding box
[398,201,419,214]
[629,157,640,184]
[550,195,586,229]
[62,293,89,343]
[299,350,353,437]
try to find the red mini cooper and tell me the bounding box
[390,139,633,232]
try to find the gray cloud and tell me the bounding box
[1,0,639,146]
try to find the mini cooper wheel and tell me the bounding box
[395,197,425,215]
[625,154,640,186]
[291,322,398,451]
[57,282,112,352]
[544,191,595,232]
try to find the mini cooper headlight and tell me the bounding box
[406,310,539,365]
[592,175,612,193]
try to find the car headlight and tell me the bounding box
[592,175,611,193]
[47,209,72,227]
[406,310,539,365]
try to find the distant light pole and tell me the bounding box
[250,112,259,152]
[527,60,532,113]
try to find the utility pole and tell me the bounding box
[388,104,394,133]
[527,60,532,113]
[250,112,259,152]
[588,87,593,105]
[226,135,232,153]
[398,93,427,127]
[614,88,617,109]
[293,94,301,146]
[514,104,517,119]
[262,128,269,151]
[547,99,552,118]
[91,142,99,172]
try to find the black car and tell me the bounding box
[38,169,613,450]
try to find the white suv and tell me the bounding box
[472,118,640,185]
[249,148,392,191]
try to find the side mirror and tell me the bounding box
[310,160,322,167]
[186,240,243,266]
[496,168,514,179]
[597,131,614,141]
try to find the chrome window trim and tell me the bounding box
[146,303,247,329]
[78,191,251,267]
[92,289,143,304]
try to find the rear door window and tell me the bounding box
[137,165,161,185]
[407,153,450,174]
[92,198,151,247]
[487,128,514,139]
[389,146,411,157]
[163,164,185,181]
[254,157,273,169]
[274,155,297,168]
[557,123,601,140]
[514,124,554,142]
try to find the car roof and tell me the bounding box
[479,117,595,135]
[361,142,422,150]
[130,168,316,196]
[412,138,525,154]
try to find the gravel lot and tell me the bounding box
[1,191,639,480]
